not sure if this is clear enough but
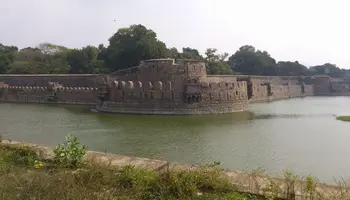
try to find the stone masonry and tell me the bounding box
[96,59,315,114]
[0,58,345,115]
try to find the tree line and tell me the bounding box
[0,24,348,77]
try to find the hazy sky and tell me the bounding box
[1,0,349,68]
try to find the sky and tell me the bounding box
[1,0,349,68]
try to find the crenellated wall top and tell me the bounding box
[4,86,99,91]
[110,80,172,91]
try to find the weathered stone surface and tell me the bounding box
[0,59,343,115]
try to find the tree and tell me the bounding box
[169,47,181,59]
[37,43,69,55]
[181,47,203,60]
[8,45,70,74]
[0,43,18,73]
[105,24,170,71]
[277,61,309,76]
[67,46,105,74]
[204,48,234,75]
[309,63,346,77]
[228,45,278,75]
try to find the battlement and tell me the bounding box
[4,85,99,92]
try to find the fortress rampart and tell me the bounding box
[0,58,347,114]
[0,84,99,105]
[0,74,100,87]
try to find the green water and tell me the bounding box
[1,97,350,183]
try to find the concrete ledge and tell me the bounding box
[0,140,348,200]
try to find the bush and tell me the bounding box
[53,134,87,168]
[2,145,39,167]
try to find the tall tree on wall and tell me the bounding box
[168,47,182,59]
[181,47,203,60]
[228,45,278,76]
[105,24,170,71]
[204,48,235,75]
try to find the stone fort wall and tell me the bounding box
[0,58,341,115]
[0,85,99,105]
[97,79,249,115]
[0,74,101,87]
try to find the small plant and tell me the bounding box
[305,175,317,200]
[3,145,39,167]
[54,134,87,168]
[283,169,297,199]
[33,160,44,169]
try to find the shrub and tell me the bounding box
[2,145,39,167]
[53,134,87,168]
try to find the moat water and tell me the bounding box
[1,97,350,183]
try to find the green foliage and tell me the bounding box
[229,45,278,76]
[309,63,345,77]
[205,48,235,75]
[305,175,316,193]
[1,145,39,167]
[53,134,87,168]
[1,24,350,76]
[0,147,263,200]
[336,116,350,121]
[7,46,70,74]
[67,46,106,74]
[277,61,310,76]
[0,43,18,73]
[105,24,170,71]
[181,47,204,60]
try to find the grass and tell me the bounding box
[0,146,265,200]
[1,136,350,200]
[336,115,350,121]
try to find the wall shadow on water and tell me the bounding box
[61,107,255,129]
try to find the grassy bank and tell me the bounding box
[1,136,349,200]
[336,115,350,121]
[0,140,264,200]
